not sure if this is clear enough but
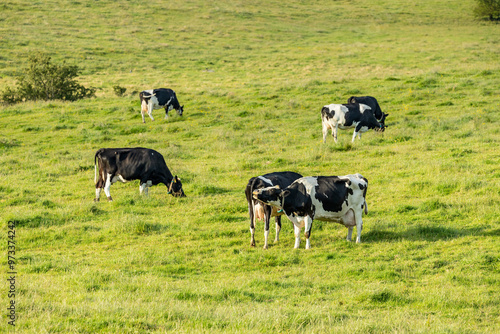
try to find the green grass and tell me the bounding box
[1,0,500,332]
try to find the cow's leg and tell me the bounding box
[95,174,105,202]
[322,122,328,143]
[263,205,272,249]
[274,216,281,243]
[165,105,173,119]
[355,211,363,243]
[95,188,102,201]
[140,183,147,195]
[346,226,354,242]
[148,104,155,121]
[141,102,147,123]
[333,124,338,143]
[103,173,113,201]
[304,216,313,249]
[293,224,301,249]
[352,124,363,142]
[351,130,358,142]
[344,209,356,241]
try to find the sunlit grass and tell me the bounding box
[1,0,500,333]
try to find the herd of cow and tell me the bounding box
[94,88,389,249]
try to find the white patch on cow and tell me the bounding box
[111,174,129,183]
[104,173,113,198]
[293,224,301,249]
[257,175,273,186]
[254,201,266,221]
[359,103,371,114]
[264,229,270,249]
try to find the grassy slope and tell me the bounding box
[1,0,500,332]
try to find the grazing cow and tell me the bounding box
[253,174,368,249]
[321,103,385,143]
[245,172,303,249]
[94,147,185,201]
[347,96,389,126]
[139,88,184,123]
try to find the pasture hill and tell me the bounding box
[1,0,499,333]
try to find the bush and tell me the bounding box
[113,85,127,96]
[0,53,96,104]
[474,0,500,20]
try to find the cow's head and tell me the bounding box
[252,185,283,207]
[168,176,186,197]
[176,105,184,116]
[375,113,389,132]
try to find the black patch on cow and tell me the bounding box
[313,176,351,213]
[282,182,313,218]
[321,106,334,118]
[348,96,386,125]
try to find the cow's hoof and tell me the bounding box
[263,245,268,250]
[94,198,99,202]
[250,242,256,247]
[107,197,113,202]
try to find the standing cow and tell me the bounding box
[94,147,185,201]
[139,88,184,123]
[253,174,368,249]
[347,96,388,126]
[321,103,385,143]
[245,172,303,249]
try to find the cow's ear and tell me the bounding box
[385,113,389,117]
[282,190,291,198]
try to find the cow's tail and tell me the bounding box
[141,92,156,98]
[94,150,101,185]
[362,176,368,214]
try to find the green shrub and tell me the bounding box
[474,0,500,20]
[113,85,127,96]
[1,52,96,104]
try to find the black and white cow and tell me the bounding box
[321,103,385,143]
[253,174,368,249]
[94,147,185,201]
[347,96,388,126]
[245,171,303,249]
[139,88,184,123]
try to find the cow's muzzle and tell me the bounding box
[252,190,261,200]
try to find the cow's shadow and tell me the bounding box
[362,225,500,243]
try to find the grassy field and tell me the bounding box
[1,0,500,332]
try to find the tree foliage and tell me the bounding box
[1,53,95,104]
[474,0,500,20]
